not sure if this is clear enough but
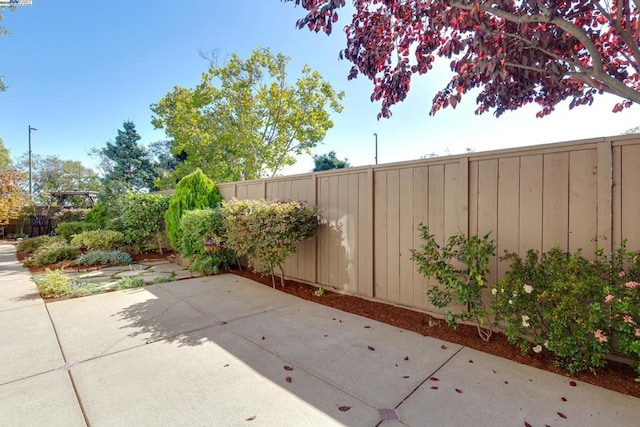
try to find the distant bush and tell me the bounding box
[54,209,89,223]
[56,221,99,242]
[17,235,65,254]
[25,241,79,267]
[71,230,126,251]
[84,203,109,227]
[165,169,221,250]
[36,269,73,298]
[108,193,171,253]
[75,250,132,267]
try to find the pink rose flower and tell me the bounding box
[624,315,635,324]
[594,329,608,343]
[636,329,640,337]
[625,281,639,289]
[618,271,626,277]
[605,294,614,303]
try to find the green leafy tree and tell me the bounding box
[312,151,350,172]
[0,6,15,93]
[151,47,344,183]
[148,140,183,189]
[0,137,12,172]
[164,169,221,249]
[96,121,156,194]
[15,154,101,206]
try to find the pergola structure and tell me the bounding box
[50,191,99,208]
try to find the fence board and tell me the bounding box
[214,135,640,318]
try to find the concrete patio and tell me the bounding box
[1,242,639,426]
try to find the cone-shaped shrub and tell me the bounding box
[164,168,221,249]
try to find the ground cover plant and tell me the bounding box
[17,235,64,254]
[75,250,132,267]
[56,221,100,242]
[24,241,79,267]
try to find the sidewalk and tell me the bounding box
[1,242,639,426]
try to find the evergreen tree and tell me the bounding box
[98,121,155,194]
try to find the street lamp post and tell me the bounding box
[373,133,378,165]
[28,125,37,198]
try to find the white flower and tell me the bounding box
[491,288,498,296]
[508,299,513,305]
[544,340,549,348]
[523,284,533,294]
[521,315,530,327]
[533,345,542,353]
[513,291,519,297]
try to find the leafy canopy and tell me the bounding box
[312,151,351,172]
[0,170,28,225]
[151,47,344,183]
[0,137,12,172]
[284,0,640,118]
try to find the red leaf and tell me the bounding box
[561,397,567,402]
[284,366,293,371]
[402,375,410,378]
[404,356,409,361]
[524,422,532,427]
[246,415,256,421]
[468,360,473,363]
[569,380,577,387]
[557,412,567,419]
[364,326,371,329]
[455,388,463,393]
[261,336,265,340]
[504,381,509,384]
[429,377,440,381]
[285,377,292,383]
[430,386,439,389]
[368,345,375,351]
[338,406,351,412]
[441,344,447,349]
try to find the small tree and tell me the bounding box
[109,193,171,253]
[0,170,28,226]
[164,169,221,249]
[221,199,319,287]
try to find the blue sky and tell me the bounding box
[0,0,638,176]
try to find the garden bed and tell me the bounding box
[232,268,640,399]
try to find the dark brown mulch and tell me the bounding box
[232,268,640,399]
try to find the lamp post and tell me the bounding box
[373,133,378,165]
[28,125,37,198]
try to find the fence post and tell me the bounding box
[368,166,375,298]
[597,139,613,253]
[458,156,470,236]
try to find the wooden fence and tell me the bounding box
[217,134,640,316]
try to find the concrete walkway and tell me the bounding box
[1,242,639,426]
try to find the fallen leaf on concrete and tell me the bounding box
[429,377,440,381]
[338,406,351,412]
[284,366,293,371]
[569,380,577,387]
[402,376,410,378]
[404,356,409,361]
[285,377,292,383]
[245,415,256,421]
[430,386,439,390]
[524,421,532,427]
[364,326,371,329]
[368,345,375,351]
[561,397,567,402]
[455,388,463,393]
[557,412,567,419]
[441,344,447,349]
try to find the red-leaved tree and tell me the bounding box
[284,0,640,118]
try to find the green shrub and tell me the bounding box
[113,277,145,290]
[56,221,99,242]
[411,227,495,341]
[54,209,89,223]
[492,247,610,373]
[75,250,132,266]
[165,169,221,249]
[26,241,80,266]
[178,208,235,276]
[85,203,109,227]
[17,235,65,254]
[35,269,73,298]
[71,230,126,251]
[108,193,171,253]
[221,199,318,287]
